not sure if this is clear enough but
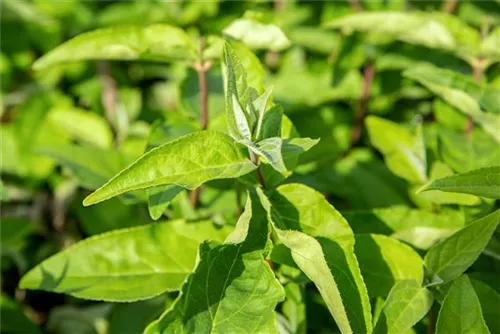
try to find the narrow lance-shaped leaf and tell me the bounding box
[374,280,433,334]
[436,275,490,334]
[259,185,372,334]
[83,131,256,206]
[419,166,500,200]
[19,220,231,302]
[223,43,252,141]
[145,191,285,334]
[33,24,198,71]
[424,209,500,284]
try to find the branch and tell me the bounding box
[441,0,457,14]
[349,0,363,12]
[350,61,375,148]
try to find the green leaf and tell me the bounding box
[244,137,319,176]
[261,185,372,334]
[39,145,127,191]
[438,127,500,173]
[83,131,256,206]
[412,161,481,206]
[355,234,423,298]
[47,304,111,334]
[404,65,500,143]
[109,295,168,334]
[419,166,500,200]
[33,24,197,71]
[482,26,500,60]
[373,280,433,334]
[223,18,291,51]
[326,12,479,55]
[345,206,465,250]
[147,186,184,220]
[223,42,253,141]
[145,191,285,334]
[144,119,196,220]
[365,116,427,184]
[47,107,113,148]
[19,220,230,301]
[282,283,307,334]
[0,295,41,334]
[436,275,489,334]
[470,277,500,333]
[424,209,500,284]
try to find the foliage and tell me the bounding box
[1,1,500,333]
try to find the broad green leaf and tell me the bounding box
[33,24,197,71]
[39,145,127,191]
[83,131,256,206]
[365,116,427,184]
[345,206,465,250]
[438,127,500,173]
[419,166,500,200]
[1,295,41,334]
[436,275,489,334]
[355,234,423,298]
[223,18,291,51]
[424,209,500,284]
[326,12,479,55]
[412,161,481,206]
[374,280,433,334]
[47,107,113,148]
[1,217,35,252]
[470,278,500,333]
[145,191,285,334]
[19,220,230,301]
[404,66,500,143]
[261,185,372,334]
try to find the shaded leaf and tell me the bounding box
[405,65,500,143]
[355,234,423,298]
[424,209,500,284]
[145,191,284,333]
[19,220,230,301]
[470,277,500,333]
[436,275,489,334]
[0,295,41,334]
[345,206,465,250]
[261,185,372,334]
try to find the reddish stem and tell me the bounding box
[350,62,375,147]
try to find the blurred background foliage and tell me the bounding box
[1,0,500,333]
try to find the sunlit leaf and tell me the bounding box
[19,220,230,301]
